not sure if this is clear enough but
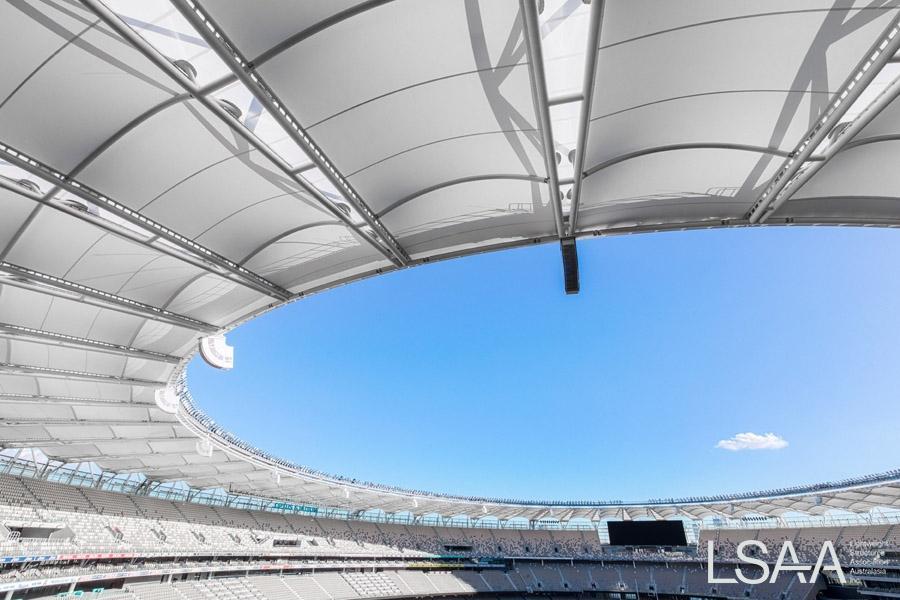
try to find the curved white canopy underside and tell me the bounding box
[2,0,900,522]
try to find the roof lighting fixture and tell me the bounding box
[101,0,232,87]
[60,198,92,213]
[217,98,242,120]
[212,81,313,169]
[171,58,197,82]
[16,179,41,194]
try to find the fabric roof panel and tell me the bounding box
[243,226,391,293]
[307,65,539,182]
[197,0,366,60]
[577,148,782,231]
[351,131,546,214]
[0,16,178,172]
[383,179,555,257]
[585,3,898,178]
[163,275,272,327]
[0,188,37,253]
[599,1,895,47]
[0,0,94,101]
[77,101,248,211]
[258,0,525,127]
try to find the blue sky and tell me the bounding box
[189,227,900,502]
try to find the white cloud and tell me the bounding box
[716,432,788,452]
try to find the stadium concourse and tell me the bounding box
[4,0,900,599]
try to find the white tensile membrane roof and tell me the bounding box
[2,0,900,523]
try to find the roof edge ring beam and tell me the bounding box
[566,0,605,236]
[0,142,291,302]
[0,261,218,333]
[521,0,566,238]
[170,0,410,267]
[77,0,405,269]
[748,12,900,223]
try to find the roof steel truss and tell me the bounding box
[0,142,292,302]
[172,0,411,267]
[77,0,408,268]
[0,261,217,333]
[749,12,900,222]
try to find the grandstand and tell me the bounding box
[1,470,900,598]
[4,0,900,599]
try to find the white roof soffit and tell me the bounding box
[2,0,900,521]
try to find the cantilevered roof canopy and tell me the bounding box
[2,0,900,522]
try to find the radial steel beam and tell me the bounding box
[123,0,409,266]
[0,395,158,407]
[78,0,405,268]
[566,0,605,235]
[176,0,408,264]
[0,142,291,301]
[748,12,900,222]
[0,417,169,428]
[759,60,900,219]
[521,0,565,238]
[0,261,217,333]
[0,322,181,364]
[0,361,165,387]
[0,436,178,448]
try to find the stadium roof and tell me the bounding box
[2,0,900,523]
